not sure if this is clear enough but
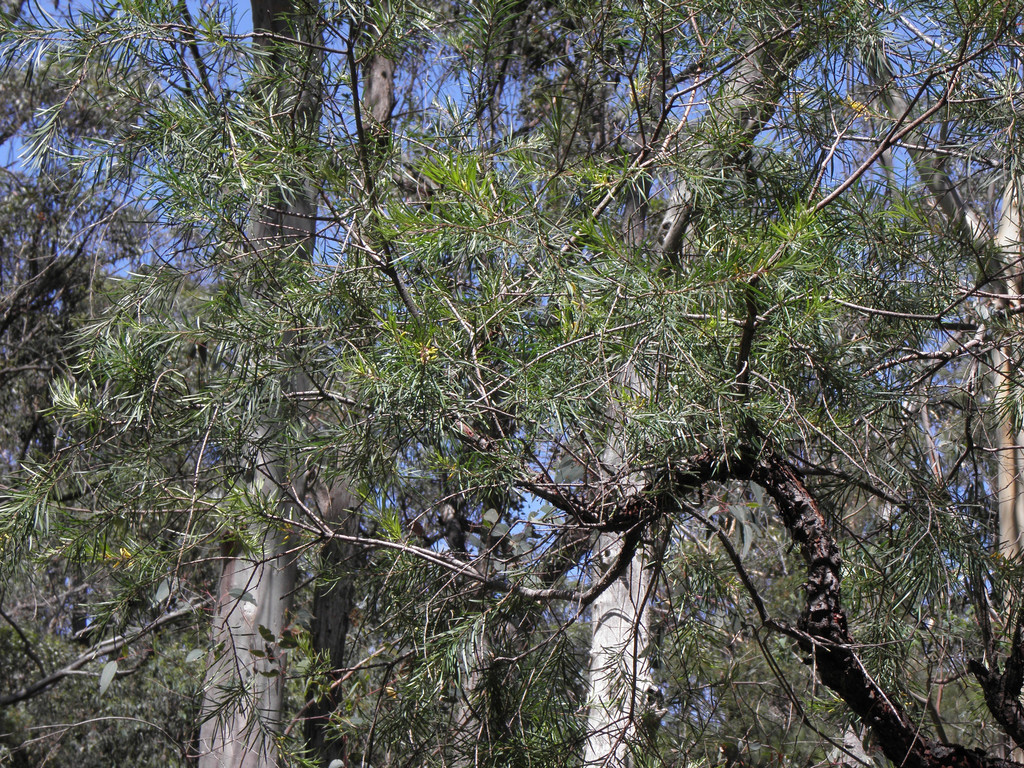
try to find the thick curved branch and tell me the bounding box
[969,607,1024,751]
[740,453,1020,768]
[663,449,1021,768]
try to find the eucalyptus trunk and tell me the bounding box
[992,183,1024,557]
[580,19,810,768]
[304,482,360,766]
[295,20,396,766]
[653,22,808,261]
[197,1,321,765]
[583,533,655,768]
[865,49,1024,557]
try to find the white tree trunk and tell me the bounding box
[580,21,809,768]
[197,1,321,764]
[654,26,807,259]
[865,50,1024,556]
[198,525,298,768]
[583,31,808,763]
[582,362,658,768]
[583,533,654,768]
[992,182,1024,557]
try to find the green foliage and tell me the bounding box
[2,0,1024,765]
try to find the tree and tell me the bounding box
[195,0,322,764]
[7,0,1024,767]
[0,2,208,764]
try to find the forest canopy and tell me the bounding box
[2,0,1024,766]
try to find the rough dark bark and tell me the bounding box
[304,482,361,766]
[969,611,1024,753]
[296,17,395,766]
[667,450,1024,768]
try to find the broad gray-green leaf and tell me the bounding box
[99,660,118,695]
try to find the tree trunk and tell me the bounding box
[198,525,299,768]
[579,18,810,768]
[581,355,657,768]
[583,533,655,768]
[653,24,808,260]
[197,2,321,766]
[304,482,360,766]
[581,24,810,764]
[865,49,1024,557]
[297,14,395,764]
[992,182,1024,557]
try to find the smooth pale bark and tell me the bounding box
[580,19,810,768]
[582,358,657,768]
[653,26,808,260]
[584,172,656,768]
[198,522,299,768]
[864,51,989,248]
[196,244,316,764]
[582,25,810,766]
[862,53,1024,759]
[865,51,1024,556]
[583,137,656,765]
[583,532,654,768]
[198,2,321,766]
[992,183,1024,557]
[864,46,1024,763]
[199,422,308,766]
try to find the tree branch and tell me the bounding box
[968,605,1024,751]
[664,448,1023,768]
[0,601,204,708]
[0,601,46,676]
